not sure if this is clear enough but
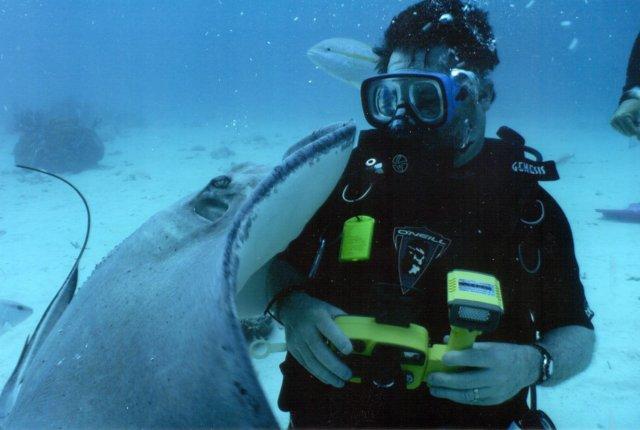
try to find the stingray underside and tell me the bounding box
[1,121,356,429]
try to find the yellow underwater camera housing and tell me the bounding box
[335,316,430,389]
[335,270,504,389]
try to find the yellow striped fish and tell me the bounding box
[307,38,378,88]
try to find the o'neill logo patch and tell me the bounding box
[393,227,451,294]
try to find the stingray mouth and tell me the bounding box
[192,175,234,222]
[194,197,230,222]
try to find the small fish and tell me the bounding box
[560,20,572,27]
[555,153,575,165]
[525,0,535,8]
[568,38,579,50]
[0,300,33,336]
[307,38,378,88]
[596,203,640,223]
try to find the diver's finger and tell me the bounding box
[289,345,308,370]
[618,116,636,136]
[292,345,330,386]
[611,117,625,135]
[306,333,352,382]
[612,115,632,136]
[298,343,345,388]
[289,345,323,383]
[428,368,490,390]
[443,347,491,368]
[316,317,353,355]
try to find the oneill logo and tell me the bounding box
[511,161,546,176]
[394,226,451,294]
[395,229,449,247]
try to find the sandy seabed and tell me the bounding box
[1,118,639,429]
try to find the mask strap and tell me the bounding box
[456,119,473,151]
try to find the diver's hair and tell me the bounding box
[374,0,500,76]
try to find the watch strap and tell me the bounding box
[264,284,306,325]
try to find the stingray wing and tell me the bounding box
[227,121,357,301]
[1,122,356,429]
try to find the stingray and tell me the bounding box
[0,301,33,338]
[0,121,356,429]
[596,203,640,223]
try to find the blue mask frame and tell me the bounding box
[361,70,462,130]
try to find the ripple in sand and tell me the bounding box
[210,147,235,159]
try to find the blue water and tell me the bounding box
[1,0,639,428]
[1,0,638,128]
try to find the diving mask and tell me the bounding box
[361,70,470,132]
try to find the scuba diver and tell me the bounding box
[611,32,640,139]
[605,32,640,222]
[266,1,595,428]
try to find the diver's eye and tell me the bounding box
[209,175,231,189]
[409,82,442,120]
[413,85,439,103]
[375,85,397,118]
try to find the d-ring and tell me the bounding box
[520,199,545,225]
[342,183,373,203]
[518,243,542,274]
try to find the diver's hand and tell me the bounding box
[611,98,640,139]
[427,342,539,406]
[278,291,353,388]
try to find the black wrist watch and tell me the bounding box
[532,344,554,384]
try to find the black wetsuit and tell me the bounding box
[620,32,640,102]
[275,129,593,429]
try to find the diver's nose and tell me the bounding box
[395,106,407,115]
[388,118,406,133]
[387,106,415,138]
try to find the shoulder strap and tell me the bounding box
[494,127,554,416]
[496,126,559,183]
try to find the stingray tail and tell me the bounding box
[0,166,90,419]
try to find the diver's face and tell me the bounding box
[387,47,491,167]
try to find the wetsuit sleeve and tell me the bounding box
[536,190,594,333]
[274,186,345,281]
[275,214,325,280]
[620,32,640,102]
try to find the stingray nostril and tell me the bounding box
[210,175,232,189]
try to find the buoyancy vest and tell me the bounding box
[301,126,559,341]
